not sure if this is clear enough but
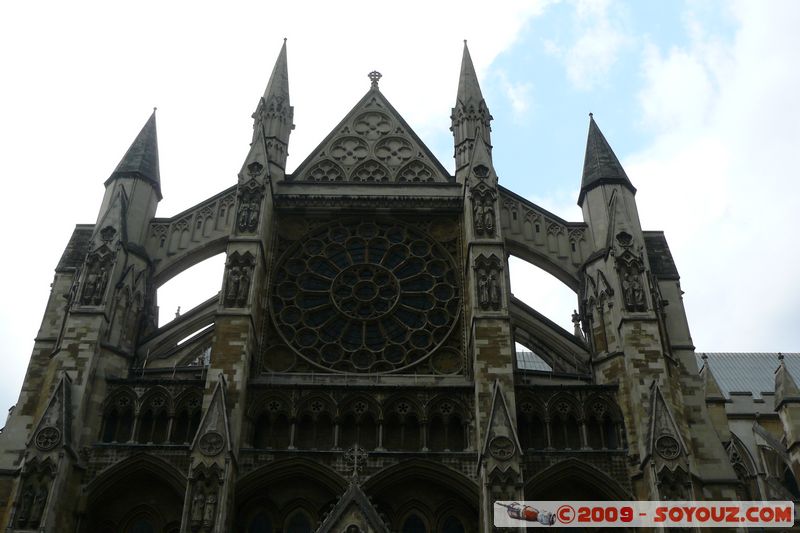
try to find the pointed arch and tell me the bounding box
[524,458,631,501]
[364,459,479,508]
[236,457,346,508]
[84,453,186,507]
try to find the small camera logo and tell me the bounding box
[496,502,556,525]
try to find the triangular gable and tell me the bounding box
[191,374,233,457]
[27,372,72,453]
[646,381,689,465]
[478,380,523,471]
[316,479,388,533]
[289,89,451,183]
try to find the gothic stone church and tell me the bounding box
[1,42,798,532]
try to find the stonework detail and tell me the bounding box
[223,251,255,308]
[80,245,114,306]
[474,254,502,310]
[270,219,461,373]
[291,88,450,183]
[236,178,265,233]
[2,45,782,533]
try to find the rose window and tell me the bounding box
[271,220,461,373]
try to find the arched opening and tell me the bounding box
[100,392,135,443]
[236,459,346,533]
[401,513,427,533]
[156,253,225,327]
[253,412,291,450]
[508,256,579,338]
[365,460,479,532]
[170,392,202,444]
[284,509,313,533]
[525,459,631,501]
[82,456,185,533]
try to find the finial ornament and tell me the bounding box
[368,70,382,89]
[589,112,593,118]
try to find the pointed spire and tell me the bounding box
[262,38,290,106]
[252,39,294,171]
[775,353,800,409]
[578,114,636,205]
[106,110,161,199]
[456,40,484,106]
[452,41,492,173]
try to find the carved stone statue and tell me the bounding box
[16,486,33,527]
[203,492,217,527]
[488,274,500,309]
[224,252,255,308]
[224,267,241,307]
[191,490,205,524]
[29,486,47,526]
[471,191,496,237]
[478,275,489,308]
[237,265,251,306]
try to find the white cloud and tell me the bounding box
[559,0,632,90]
[628,0,800,351]
[495,70,534,116]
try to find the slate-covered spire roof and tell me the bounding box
[456,40,484,106]
[263,38,290,105]
[106,110,161,199]
[578,114,635,205]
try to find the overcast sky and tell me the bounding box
[1,0,798,421]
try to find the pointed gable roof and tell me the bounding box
[578,114,635,205]
[316,479,389,533]
[289,85,452,183]
[106,110,162,199]
[27,372,72,452]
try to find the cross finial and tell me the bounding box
[344,445,368,482]
[368,70,382,89]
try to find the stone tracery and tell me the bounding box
[270,220,461,373]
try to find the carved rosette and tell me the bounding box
[655,435,681,460]
[488,436,515,461]
[198,431,225,457]
[33,427,60,452]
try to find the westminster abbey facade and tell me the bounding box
[0,42,797,532]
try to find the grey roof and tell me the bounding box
[105,111,161,199]
[56,224,94,271]
[578,115,636,204]
[516,351,552,372]
[697,353,800,399]
[643,231,680,280]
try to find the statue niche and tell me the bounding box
[470,181,496,238]
[223,251,255,308]
[614,231,647,312]
[188,463,223,532]
[474,254,502,311]
[14,458,55,530]
[236,174,265,234]
[80,246,114,306]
